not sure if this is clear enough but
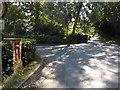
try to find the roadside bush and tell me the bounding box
[1,41,13,80]
[3,35,28,38]
[3,34,88,45]
[2,38,36,81]
[67,34,88,44]
[32,35,49,44]
[21,39,36,67]
[32,35,64,44]
[47,36,64,44]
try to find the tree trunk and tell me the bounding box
[72,19,78,35]
[72,3,82,35]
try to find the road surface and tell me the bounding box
[35,37,119,88]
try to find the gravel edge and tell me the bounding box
[16,64,40,88]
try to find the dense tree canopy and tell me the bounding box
[89,2,120,41]
[3,2,120,43]
[4,3,26,35]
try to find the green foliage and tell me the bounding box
[34,34,89,44]
[3,2,94,41]
[4,3,26,36]
[2,38,36,80]
[89,2,120,42]
[20,2,65,36]
[21,39,36,67]
[32,35,64,44]
[4,35,29,38]
[44,2,73,27]
[67,34,88,44]
[2,41,13,80]
[21,38,36,43]
[44,2,83,35]
[4,2,120,44]
[2,61,39,88]
[32,35,49,43]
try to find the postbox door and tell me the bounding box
[14,41,20,60]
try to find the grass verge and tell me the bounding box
[2,61,40,89]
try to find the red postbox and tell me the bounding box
[3,38,22,70]
[14,41,20,60]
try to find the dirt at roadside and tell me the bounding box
[17,54,51,89]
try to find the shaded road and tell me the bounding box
[35,37,119,88]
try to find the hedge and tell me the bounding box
[4,34,88,44]
[67,34,88,44]
[1,41,13,80]
[1,38,36,80]
[21,39,36,67]
[32,35,64,44]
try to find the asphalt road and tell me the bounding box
[35,37,120,88]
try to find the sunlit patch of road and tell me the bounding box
[35,37,119,88]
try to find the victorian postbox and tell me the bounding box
[12,39,22,70]
[14,41,20,60]
[3,38,22,70]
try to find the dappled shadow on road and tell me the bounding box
[36,38,119,88]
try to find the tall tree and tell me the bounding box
[4,3,26,36]
[72,2,83,34]
[44,2,83,35]
[89,2,120,41]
